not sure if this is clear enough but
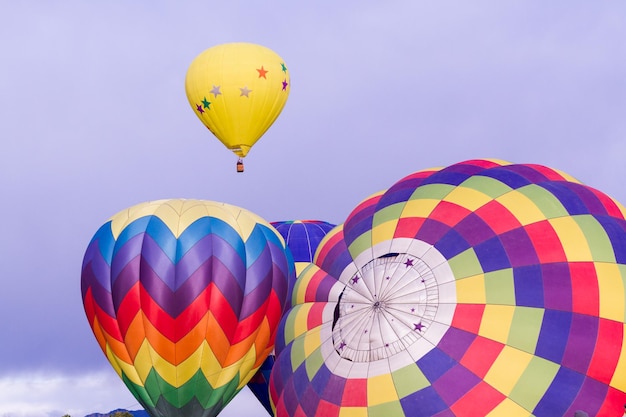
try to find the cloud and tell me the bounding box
[0,370,266,417]
[0,370,137,417]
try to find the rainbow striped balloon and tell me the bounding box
[270,160,626,417]
[81,199,293,417]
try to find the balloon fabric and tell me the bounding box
[185,43,290,161]
[269,159,626,417]
[81,199,293,417]
[247,220,337,415]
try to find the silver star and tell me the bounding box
[210,85,221,97]
[239,86,252,97]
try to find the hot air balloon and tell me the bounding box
[247,220,336,415]
[81,199,294,417]
[272,220,337,274]
[269,160,626,416]
[185,43,291,172]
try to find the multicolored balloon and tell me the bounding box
[185,43,291,166]
[81,199,293,417]
[270,160,626,416]
[247,220,336,415]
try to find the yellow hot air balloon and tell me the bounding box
[185,43,291,172]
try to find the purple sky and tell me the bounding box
[1,1,626,416]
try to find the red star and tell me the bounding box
[257,66,268,78]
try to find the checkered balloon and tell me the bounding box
[270,159,626,417]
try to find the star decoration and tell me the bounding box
[404,258,414,268]
[240,86,252,97]
[201,97,211,109]
[414,322,425,332]
[282,79,289,90]
[196,104,204,114]
[257,66,268,78]
[411,307,415,313]
[281,62,287,72]
[386,276,391,280]
[210,85,221,97]
[338,342,346,350]
[351,276,360,285]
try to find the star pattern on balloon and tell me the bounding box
[201,97,211,109]
[210,85,221,97]
[185,43,291,159]
[257,66,268,78]
[240,86,252,97]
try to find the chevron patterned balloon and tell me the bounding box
[81,199,293,417]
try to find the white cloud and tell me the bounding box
[0,370,267,417]
[0,370,137,417]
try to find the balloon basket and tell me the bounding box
[237,159,244,173]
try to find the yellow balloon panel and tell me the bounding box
[185,42,291,157]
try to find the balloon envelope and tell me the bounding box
[247,220,336,415]
[81,199,293,417]
[270,160,626,417]
[185,42,290,158]
[272,220,337,272]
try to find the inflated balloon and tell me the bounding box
[185,43,291,170]
[247,220,336,415]
[81,199,293,417]
[270,160,626,416]
[272,220,337,274]
[247,354,276,416]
